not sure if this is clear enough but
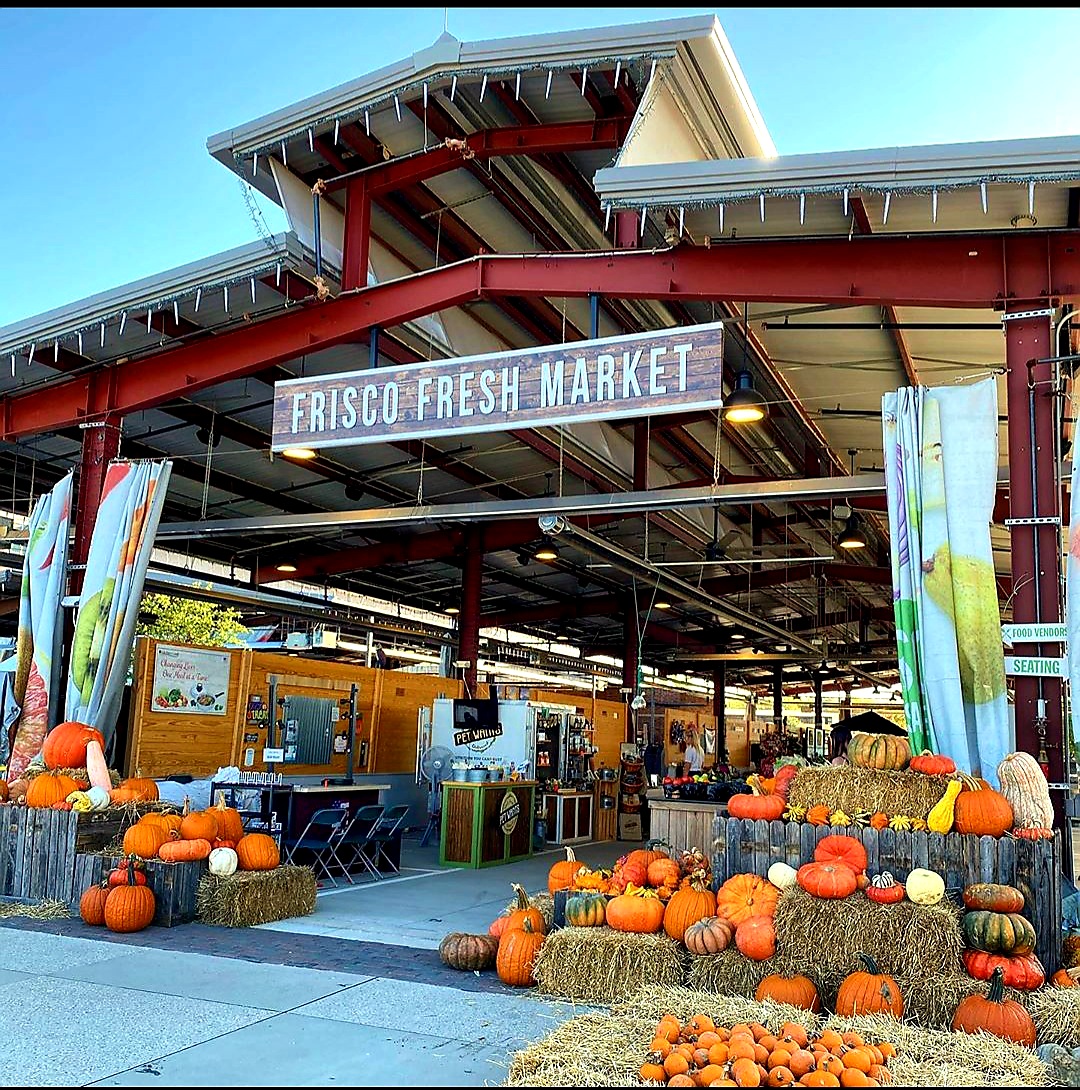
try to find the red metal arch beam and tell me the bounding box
[4,234,1076,441]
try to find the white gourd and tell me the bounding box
[997,751,1054,830]
[906,868,945,905]
[768,862,798,890]
[85,786,111,811]
[208,847,238,877]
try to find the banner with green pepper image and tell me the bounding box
[5,472,73,783]
[65,460,172,748]
[882,379,1009,782]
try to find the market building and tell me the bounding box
[0,14,1078,1086]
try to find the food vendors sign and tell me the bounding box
[272,322,724,451]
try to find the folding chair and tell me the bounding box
[335,804,386,881]
[282,807,352,886]
[367,804,411,876]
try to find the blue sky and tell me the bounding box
[2,6,1078,325]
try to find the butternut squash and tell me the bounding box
[927,778,963,834]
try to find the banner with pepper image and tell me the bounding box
[65,460,172,748]
[882,378,1008,781]
[5,472,74,782]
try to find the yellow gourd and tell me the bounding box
[927,779,963,834]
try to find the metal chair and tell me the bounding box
[366,804,411,876]
[282,807,352,886]
[335,804,387,881]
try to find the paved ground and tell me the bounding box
[0,837,627,1086]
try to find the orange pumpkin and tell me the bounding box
[116,776,158,802]
[122,822,168,860]
[736,914,777,960]
[506,884,546,934]
[158,837,212,862]
[235,832,279,870]
[26,772,79,808]
[814,834,868,874]
[755,973,820,1011]
[606,886,665,933]
[797,861,858,899]
[728,776,787,821]
[806,804,832,826]
[42,721,105,770]
[953,775,1014,837]
[952,966,1036,1045]
[835,954,903,1018]
[662,871,716,941]
[1053,967,1080,987]
[715,873,779,925]
[648,856,683,888]
[104,865,156,932]
[869,812,889,830]
[547,845,584,894]
[496,918,543,987]
[79,882,110,926]
[212,796,245,843]
[179,799,219,842]
[140,812,183,837]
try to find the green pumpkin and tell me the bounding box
[565,891,606,927]
[846,732,911,771]
[962,909,1037,955]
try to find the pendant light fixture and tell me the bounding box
[837,513,867,550]
[533,539,560,562]
[722,302,768,425]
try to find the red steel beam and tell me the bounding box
[5,234,1077,440]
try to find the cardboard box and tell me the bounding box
[618,812,643,840]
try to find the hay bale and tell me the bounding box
[613,984,819,1036]
[1030,986,1080,1048]
[533,928,687,1005]
[196,865,316,927]
[896,971,1030,1029]
[0,898,70,920]
[685,948,797,998]
[788,765,948,819]
[502,890,554,931]
[820,1012,1049,1087]
[774,886,964,982]
[25,765,123,787]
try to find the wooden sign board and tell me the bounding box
[272,322,724,451]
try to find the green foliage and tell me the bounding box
[136,593,249,648]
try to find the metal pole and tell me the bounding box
[773,667,784,733]
[267,675,278,775]
[1027,362,1049,771]
[313,191,323,278]
[714,665,727,763]
[346,683,357,784]
[369,325,380,367]
[589,293,600,339]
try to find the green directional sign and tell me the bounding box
[1001,623,1067,644]
[1003,655,1068,677]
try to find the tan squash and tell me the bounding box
[997,751,1054,833]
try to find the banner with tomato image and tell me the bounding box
[5,472,74,783]
[65,460,172,749]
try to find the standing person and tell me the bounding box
[683,731,704,774]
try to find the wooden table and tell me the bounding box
[440,780,535,869]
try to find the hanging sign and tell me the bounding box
[271,322,724,451]
[150,645,230,715]
[1002,623,1067,645]
[1004,655,1068,677]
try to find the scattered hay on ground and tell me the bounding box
[533,928,686,1005]
[24,766,123,787]
[787,765,948,819]
[685,947,803,999]
[0,898,70,920]
[774,886,964,981]
[196,865,316,927]
[1029,986,1080,1049]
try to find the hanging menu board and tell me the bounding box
[150,644,231,715]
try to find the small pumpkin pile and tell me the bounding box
[639,1012,897,1087]
[959,882,1045,990]
[713,872,780,961]
[79,855,156,933]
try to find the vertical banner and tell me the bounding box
[6,472,74,782]
[882,378,1009,779]
[65,460,172,748]
[1067,446,1080,762]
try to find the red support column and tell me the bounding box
[457,525,483,693]
[73,418,121,581]
[1004,288,1064,820]
[615,210,639,250]
[341,176,371,292]
[713,666,726,762]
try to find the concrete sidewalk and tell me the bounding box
[0,837,629,1085]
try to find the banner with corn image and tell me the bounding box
[65,460,172,747]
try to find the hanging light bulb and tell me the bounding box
[837,513,867,550]
[533,539,560,562]
[722,302,768,425]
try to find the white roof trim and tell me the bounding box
[206,15,718,161]
[596,133,1080,208]
[0,233,311,357]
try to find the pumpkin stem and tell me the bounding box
[511,882,530,910]
[858,952,881,975]
[987,965,1005,1003]
[564,846,576,864]
[955,772,981,791]
[521,917,534,935]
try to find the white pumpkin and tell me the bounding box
[997,751,1054,831]
[85,786,112,811]
[208,847,238,877]
[768,862,798,890]
[905,867,945,906]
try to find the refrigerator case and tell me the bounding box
[533,708,562,784]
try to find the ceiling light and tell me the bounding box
[533,540,560,562]
[281,446,317,460]
[444,604,460,616]
[837,513,868,550]
[653,599,672,610]
[275,562,297,573]
[195,426,220,448]
[1010,213,1037,228]
[344,482,365,502]
[730,632,745,641]
[722,370,768,424]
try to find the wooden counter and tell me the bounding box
[649,798,727,857]
[440,780,536,869]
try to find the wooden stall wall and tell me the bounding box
[370,672,462,774]
[126,638,249,778]
[662,707,718,769]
